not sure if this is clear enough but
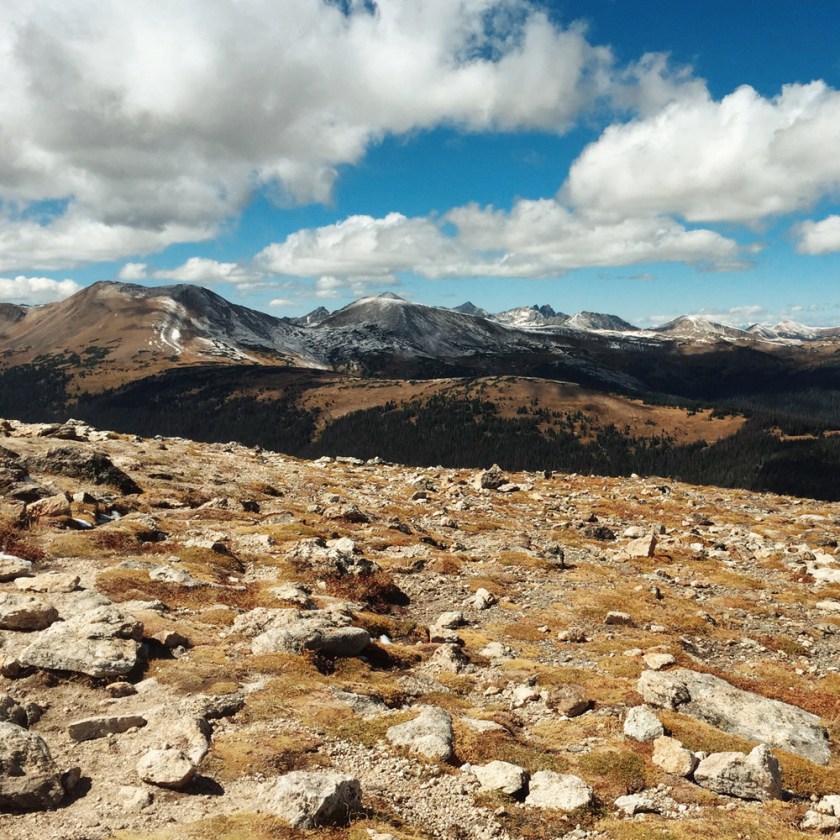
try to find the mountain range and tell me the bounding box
[3,281,840,500]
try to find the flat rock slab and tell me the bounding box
[525,771,594,811]
[637,668,831,765]
[14,573,80,593]
[68,714,147,742]
[0,554,32,582]
[19,604,143,678]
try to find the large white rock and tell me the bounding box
[0,593,58,631]
[652,736,698,777]
[637,668,830,764]
[137,748,196,790]
[693,744,782,801]
[386,706,453,761]
[0,722,64,810]
[623,705,664,742]
[261,770,362,828]
[471,760,527,795]
[525,771,594,811]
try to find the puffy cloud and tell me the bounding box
[0,276,80,304]
[151,257,257,284]
[565,82,840,224]
[117,263,148,280]
[0,213,213,272]
[258,199,744,281]
[0,0,624,270]
[796,215,840,254]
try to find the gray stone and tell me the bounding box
[0,694,28,728]
[473,464,506,491]
[0,554,32,582]
[652,736,698,777]
[548,684,590,718]
[0,722,64,810]
[261,770,362,828]
[386,706,454,761]
[471,760,527,795]
[137,747,196,790]
[252,620,370,657]
[694,744,782,801]
[19,604,143,678]
[624,705,665,742]
[0,593,58,631]
[525,771,594,811]
[117,785,153,813]
[637,668,831,764]
[614,793,660,815]
[67,714,147,742]
[815,794,840,817]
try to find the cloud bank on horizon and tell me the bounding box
[0,0,839,320]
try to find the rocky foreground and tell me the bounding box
[1,418,840,839]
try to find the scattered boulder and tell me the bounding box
[626,534,657,558]
[0,554,33,582]
[624,706,665,742]
[0,722,64,810]
[604,611,634,626]
[386,706,454,761]
[693,744,782,801]
[471,760,527,795]
[472,464,506,491]
[643,652,675,670]
[25,494,71,520]
[117,785,153,813]
[261,770,362,828]
[464,588,496,610]
[525,771,594,811]
[0,593,59,631]
[547,684,590,718]
[637,668,831,764]
[136,748,196,790]
[68,714,147,742]
[29,446,142,495]
[247,609,371,658]
[19,604,143,678]
[286,537,378,577]
[652,736,698,777]
[0,694,28,727]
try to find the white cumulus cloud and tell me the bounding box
[564,81,840,224]
[0,0,632,271]
[258,199,744,281]
[796,215,840,254]
[0,276,81,304]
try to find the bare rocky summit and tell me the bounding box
[0,417,839,839]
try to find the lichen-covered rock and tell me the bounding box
[693,744,782,801]
[624,705,665,742]
[386,706,453,761]
[637,668,831,764]
[29,446,141,495]
[0,722,64,810]
[19,604,143,678]
[261,770,362,828]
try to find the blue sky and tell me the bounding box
[1,0,840,327]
